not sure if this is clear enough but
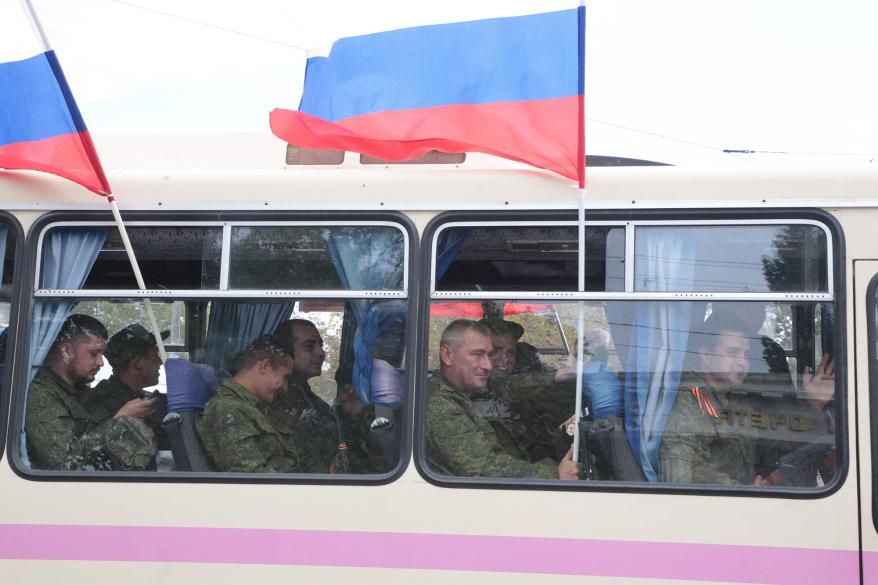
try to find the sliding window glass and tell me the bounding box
[421,218,840,491]
[15,218,410,479]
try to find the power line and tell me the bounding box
[103,0,306,51]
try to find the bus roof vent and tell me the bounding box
[360,151,466,165]
[286,145,345,165]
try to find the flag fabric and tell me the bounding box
[0,0,111,196]
[271,8,585,184]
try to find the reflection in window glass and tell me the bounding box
[424,300,837,487]
[634,225,828,293]
[435,225,624,292]
[23,298,406,475]
[73,226,223,290]
[229,226,404,290]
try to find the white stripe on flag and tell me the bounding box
[0,0,50,64]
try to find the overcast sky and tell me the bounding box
[31,0,878,166]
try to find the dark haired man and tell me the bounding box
[267,319,341,473]
[26,314,157,470]
[197,335,297,472]
[660,311,774,485]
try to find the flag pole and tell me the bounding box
[571,1,587,463]
[108,196,168,362]
[20,0,167,361]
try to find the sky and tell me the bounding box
[29,0,878,166]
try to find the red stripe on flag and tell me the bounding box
[0,130,111,196]
[271,96,581,182]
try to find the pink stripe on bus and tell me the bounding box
[0,523,859,584]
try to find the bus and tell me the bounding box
[0,130,876,584]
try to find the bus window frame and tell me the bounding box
[864,270,878,532]
[414,208,848,498]
[0,211,28,464]
[8,209,418,485]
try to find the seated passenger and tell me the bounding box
[426,319,579,480]
[660,311,775,485]
[26,314,157,471]
[268,319,341,473]
[83,324,169,448]
[196,335,298,473]
[477,318,574,462]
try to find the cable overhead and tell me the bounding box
[104,0,306,50]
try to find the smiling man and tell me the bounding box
[660,311,770,486]
[26,314,157,471]
[426,319,579,480]
[197,335,298,473]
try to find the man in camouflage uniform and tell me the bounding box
[660,310,836,486]
[660,311,781,485]
[83,323,168,448]
[26,314,157,471]
[197,335,299,472]
[267,319,341,473]
[426,319,579,480]
[474,318,574,462]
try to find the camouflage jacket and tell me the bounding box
[659,373,762,485]
[335,405,376,474]
[265,376,340,473]
[470,370,574,462]
[426,373,556,479]
[83,375,169,449]
[25,367,157,471]
[197,378,302,473]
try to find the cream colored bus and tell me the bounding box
[0,132,876,585]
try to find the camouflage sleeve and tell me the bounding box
[25,385,107,470]
[659,392,737,485]
[197,402,281,473]
[426,390,556,480]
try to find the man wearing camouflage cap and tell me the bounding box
[83,323,169,450]
[26,315,157,471]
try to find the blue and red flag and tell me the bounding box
[0,0,111,196]
[271,8,586,185]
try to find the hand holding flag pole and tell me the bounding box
[2,0,166,361]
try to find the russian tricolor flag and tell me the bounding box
[0,0,111,196]
[271,8,585,184]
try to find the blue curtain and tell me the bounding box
[30,228,109,372]
[608,228,696,481]
[325,227,404,406]
[435,227,471,282]
[23,227,108,465]
[204,301,296,370]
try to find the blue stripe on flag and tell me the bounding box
[0,51,86,147]
[299,9,581,122]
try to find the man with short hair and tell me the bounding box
[197,335,298,473]
[426,319,580,480]
[660,311,773,485]
[268,319,341,473]
[83,323,167,445]
[26,314,157,471]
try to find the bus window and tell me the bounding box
[16,218,410,479]
[0,216,19,458]
[421,218,839,491]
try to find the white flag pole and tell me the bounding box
[571,0,587,463]
[108,198,168,362]
[20,0,168,361]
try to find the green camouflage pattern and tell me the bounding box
[265,376,340,473]
[83,375,169,449]
[659,373,763,485]
[425,373,556,479]
[197,378,302,473]
[26,367,157,471]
